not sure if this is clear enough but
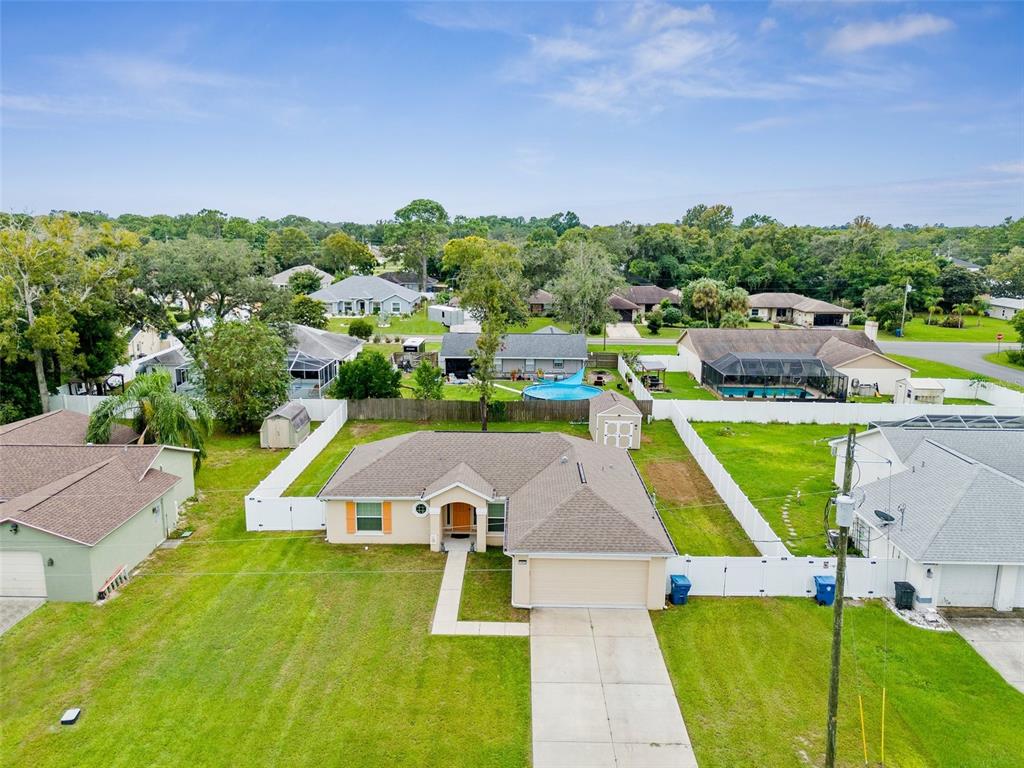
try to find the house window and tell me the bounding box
[356,502,383,532]
[553,359,564,369]
[525,358,535,370]
[487,501,506,533]
[414,502,428,517]
[391,301,401,314]
[343,301,353,315]
[751,308,759,316]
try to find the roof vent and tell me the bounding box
[560,455,568,464]
[577,462,587,484]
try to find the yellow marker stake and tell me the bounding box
[859,695,868,764]
[880,687,887,766]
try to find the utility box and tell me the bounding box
[894,581,916,610]
[813,575,836,606]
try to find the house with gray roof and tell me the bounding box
[747,292,852,327]
[271,264,335,291]
[985,296,1023,322]
[439,327,588,380]
[287,325,363,398]
[318,430,675,609]
[0,411,196,602]
[309,275,423,317]
[832,415,1024,611]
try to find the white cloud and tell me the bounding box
[758,17,778,34]
[627,2,714,33]
[734,116,793,133]
[530,36,601,63]
[987,161,1024,175]
[827,13,954,54]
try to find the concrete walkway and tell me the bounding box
[606,322,642,340]
[430,549,530,637]
[531,608,697,768]
[0,597,44,637]
[949,618,1024,693]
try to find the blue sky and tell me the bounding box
[2,1,1022,225]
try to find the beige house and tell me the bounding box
[318,431,675,609]
[748,292,851,328]
[260,402,311,449]
[589,391,642,449]
[677,328,912,396]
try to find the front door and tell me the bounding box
[450,502,473,533]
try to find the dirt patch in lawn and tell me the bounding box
[645,459,718,505]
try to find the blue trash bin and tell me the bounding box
[813,575,836,606]
[670,574,692,605]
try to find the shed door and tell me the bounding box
[939,565,998,607]
[0,551,47,598]
[603,419,634,448]
[529,558,648,607]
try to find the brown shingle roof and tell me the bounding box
[680,328,889,367]
[608,294,640,311]
[588,391,640,421]
[622,285,679,306]
[529,289,555,305]
[748,292,850,314]
[0,410,138,446]
[319,431,674,555]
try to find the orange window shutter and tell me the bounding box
[382,501,392,534]
[346,501,356,534]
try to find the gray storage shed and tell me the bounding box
[588,391,643,450]
[260,402,311,449]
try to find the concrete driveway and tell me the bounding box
[606,322,642,340]
[0,597,44,636]
[949,618,1024,693]
[531,608,697,767]
[878,341,1024,384]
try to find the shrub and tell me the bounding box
[663,307,682,326]
[348,318,374,340]
[850,309,868,325]
[327,352,401,399]
[410,360,444,400]
[646,308,664,334]
[719,310,748,328]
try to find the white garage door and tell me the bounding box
[530,558,649,608]
[939,565,998,607]
[603,420,635,449]
[0,551,47,598]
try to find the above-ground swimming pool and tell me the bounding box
[522,369,603,401]
[719,386,812,399]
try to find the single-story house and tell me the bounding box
[832,415,1024,611]
[0,411,196,602]
[947,256,982,272]
[747,292,852,327]
[260,402,311,449]
[271,264,335,291]
[589,391,642,449]
[614,285,680,315]
[439,327,588,380]
[310,275,423,317]
[287,324,363,398]
[608,293,641,322]
[677,328,913,397]
[379,270,439,293]
[138,346,196,392]
[127,325,176,360]
[318,431,675,609]
[528,289,555,315]
[985,297,1023,322]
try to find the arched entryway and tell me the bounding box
[444,502,475,536]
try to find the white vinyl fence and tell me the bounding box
[635,353,689,372]
[618,355,653,401]
[49,393,111,415]
[661,402,790,557]
[244,399,348,531]
[666,555,907,598]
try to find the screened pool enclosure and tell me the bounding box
[701,353,848,400]
[287,350,338,398]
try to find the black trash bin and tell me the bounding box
[670,575,692,605]
[894,581,915,610]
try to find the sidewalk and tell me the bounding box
[430,548,529,637]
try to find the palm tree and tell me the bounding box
[86,371,213,467]
[926,304,943,326]
[952,303,974,329]
[972,296,990,327]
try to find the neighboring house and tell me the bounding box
[947,256,982,272]
[287,325,363,399]
[608,293,641,322]
[439,327,587,379]
[310,275,423,317]
[589,391,642,449]
[127,325,176,360]
[138,346,197,392]
[271,264,335,291]
[832,415,1024,611]
[260,402,311,449]
[0,411,196,602]
[677,328,913,397]
[747,292,851,327]
[985,297,1023,321]
[379,270,439,293]
[317,431,675,609]
[528,289,555,315]
[614,285,680,315]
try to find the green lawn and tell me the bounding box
[693,423,855,556]
[651,371,718,400]
[887,354,1024,392]
[984,350,1024,372]
[460,550,529,623]
[327,306,447,337]
[654,598,1024,768]
[634,323,683,339]
[632,421,756,556]
[588,342,678,354]
[505,317,573,334]
[0,432,530,768]
[877,314,1018,343]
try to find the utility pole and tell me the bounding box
[825,426,857,768]
[898,282,912,337]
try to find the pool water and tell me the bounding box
[719,386,811,399]
[522,383,603,401]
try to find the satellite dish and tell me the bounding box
[874,509,895,524]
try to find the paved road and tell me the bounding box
[878,341,1024,384]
